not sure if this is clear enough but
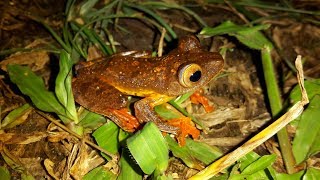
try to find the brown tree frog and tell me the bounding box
[72,35,224,144]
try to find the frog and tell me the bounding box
[72,35,224,141]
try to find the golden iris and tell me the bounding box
[178,64,202,87]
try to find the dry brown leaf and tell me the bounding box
[69,142,105,179]
[0,132,48,144]
[0,51,49,71]
[44,159,60,180]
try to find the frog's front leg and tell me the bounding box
[134,96,178,133]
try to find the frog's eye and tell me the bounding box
[178,64,202,87]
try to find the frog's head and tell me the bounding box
[166,35,224,96]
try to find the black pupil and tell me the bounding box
[189,70,201,82]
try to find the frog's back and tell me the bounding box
[74,35,224,97]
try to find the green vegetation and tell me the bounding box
[2,0,320,179]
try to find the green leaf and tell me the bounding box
[118,150,143,180]
[303,167,320,180]
[123,2,177,40]
[79,0,99,16]
[1,103,32,129]
[154,104,183,120]
[290,79,320,104]
[186,139,223,165]
[7,65,69,123]
[78,109,106,130]
[235,27,273,50]
[165,136,222,169]
[238,151,261,171]
[127,122,168,175]
[0,166,11,180]
[229,153,275,180]
[155,99,207,135]
[292,95,320,164]
[21,173,35,180]
[200,21,273,50]
[172,92,193,105]
[275,170,305,180]
[241,154,276,175]
[55,50,78,122]
[83,166,117,180]
[93,121,120,159]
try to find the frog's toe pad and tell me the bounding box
[167,117,200,146]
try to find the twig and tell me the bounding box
[37,111,119,161]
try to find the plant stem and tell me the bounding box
[261,46,296,174]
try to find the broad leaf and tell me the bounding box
[0,166,10,180]
[229,153,275,180]
[55,50,78,122]
[118,150,143,180]
[200,21,273,50]
[78,109,106,130]
[166,136,222,169]
[127,122,168,175]
[7,65,69,122]
[1,103,32,129]
[290,79,320,104]
[303,167,320,180]
[292,95,320,164]
[83,166,116,180]
[242,154,276,175]
[93,121,120,159]
[275,170,305,180]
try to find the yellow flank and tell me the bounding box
[149,95,174,107]
[113,85,157,96]
[113,85,174,107]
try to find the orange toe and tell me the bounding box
[167,117,200,146]
[190,90,214,113]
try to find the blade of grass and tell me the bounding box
[86,0,119,19]
[79,0,100,16]
[35,18,72,53]
[261,46,296,174]
[142,1,207,27]
[71,22,113,55]
[234,1,320,15]
[123,2,177,39]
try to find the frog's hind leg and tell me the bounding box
[73,76,140,132]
